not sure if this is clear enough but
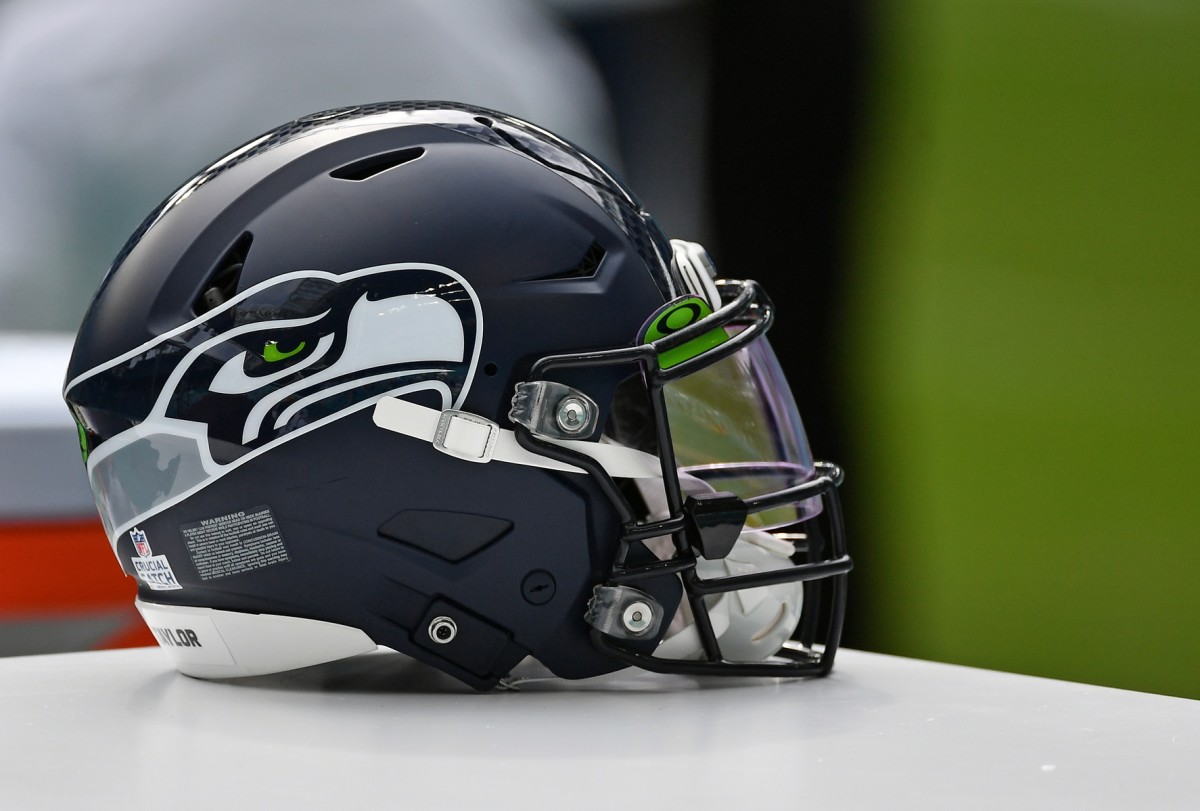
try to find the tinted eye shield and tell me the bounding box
[518,278,801,524]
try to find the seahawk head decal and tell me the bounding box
[64,263,482,543]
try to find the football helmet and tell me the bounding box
[63,102,850,690]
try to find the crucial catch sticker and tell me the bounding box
[128,527,182,591]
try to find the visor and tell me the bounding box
[662,334,821,530]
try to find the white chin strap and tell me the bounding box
[371,396,662,479]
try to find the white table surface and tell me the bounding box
[0,647,1195,809]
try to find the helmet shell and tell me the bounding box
[65,102,685,687]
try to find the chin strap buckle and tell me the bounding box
[432,409,499,463]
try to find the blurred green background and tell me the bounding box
[843,0,1200,699]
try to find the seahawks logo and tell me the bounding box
[65,263,482,540]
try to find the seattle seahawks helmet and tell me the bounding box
[63,101,850,689]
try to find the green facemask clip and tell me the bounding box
[639,296,728,370]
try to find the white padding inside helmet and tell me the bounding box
[636,474,804,663]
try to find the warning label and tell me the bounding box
[180,506,291,581]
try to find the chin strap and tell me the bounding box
[372,396,663,479]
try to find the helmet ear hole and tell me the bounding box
[195,232,252,314]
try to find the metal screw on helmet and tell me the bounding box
[585,585,665,641]
[428,616,458,644]
[555,396,591,436]
[509,381,598,439]
[621,601,654,636]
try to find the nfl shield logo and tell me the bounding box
[130,527,151,558]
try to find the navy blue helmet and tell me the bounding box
[64,102,850,689]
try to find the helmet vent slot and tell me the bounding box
[330,147,424,181]
[195,232,252,314]
[524,240,606,282]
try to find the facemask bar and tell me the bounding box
[512,278,852,678]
